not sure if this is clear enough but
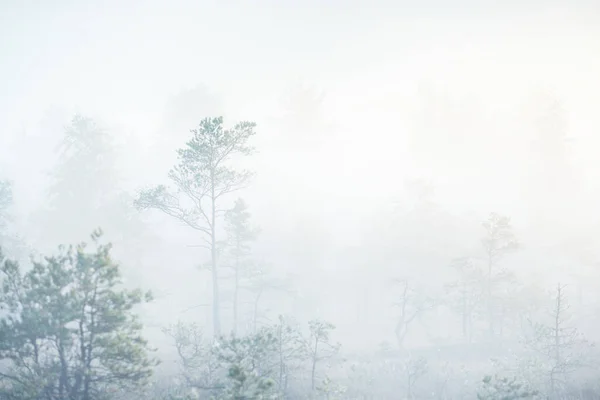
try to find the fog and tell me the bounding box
[1,1,600,399]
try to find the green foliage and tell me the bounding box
[477,375,539,400]
[135,116,257,229]
[175,116,255,180]
[0,230,157,399]
[135,116,256,233]
[135,116,257,336]
[167,316,332,399]
[213,330,278,399]
[165,324,280,399]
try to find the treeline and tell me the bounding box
[0,113,598,400]
[0,229,591,399]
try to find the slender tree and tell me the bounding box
[445,257,483,342]
[244,263,292,333]
[481,213,519,337]
[271,315,305,396]
[402,356,428,400]
[303,320,340,391]
[135,117,256,336]
[163,321,223,397]
[525,284,592,397]
[392,279,435,349]
[224,198,259,335]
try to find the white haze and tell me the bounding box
[1,0,600,387]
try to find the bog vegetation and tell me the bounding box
[0,108,598,400]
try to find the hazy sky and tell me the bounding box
[1,0,600,227]
[2,0,599,126]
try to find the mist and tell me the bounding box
[1,1,600,399]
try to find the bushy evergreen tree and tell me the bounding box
[0,230,157,399]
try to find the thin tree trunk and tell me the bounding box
[211,177,221,336]
[253,291,263,333]
[57,340,68,399]
[407,370,413,400]
[467,311,473,344]
[487,254,494,337]
[499,307,504,338]
[278,322,285,392]
[233,263,239,335]
[461,285,468,340]
[552,284,561,397]
[311,340,319,391]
